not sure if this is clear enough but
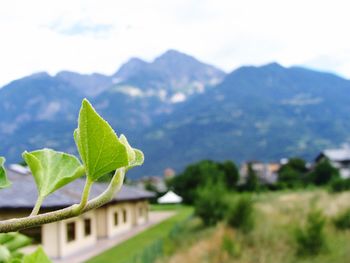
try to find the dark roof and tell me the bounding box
[0,169,154,209]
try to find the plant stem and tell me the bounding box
[75,177,93,212]
[0,168,125,233]
[30,195,44,216]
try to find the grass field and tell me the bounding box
[86,205,193,263]
[159,190,350,263]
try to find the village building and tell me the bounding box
[0,167,154,259]
[240,161,280,184]
[315,148,350,178]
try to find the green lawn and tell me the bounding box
[86,205,193,263]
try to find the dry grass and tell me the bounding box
[160,190,350,263]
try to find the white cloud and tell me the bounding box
[0,0,350,86]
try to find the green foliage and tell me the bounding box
[194,183,228,226]
[22,247,51,263]
[333,208,350,230]
[226,195,255,233]
[309,160,339,185]
[0,158,11,189]
[294,209,327,256]
[218,161,240,189]
[241,163,260,192]
[74,99,129,181]
[221,234,240,258]
[277,157,308,189]
[22,149,85,198]
[329,177,350,192]
[118,134,144,170]
[0,232,51,263]
[172,160,239,204]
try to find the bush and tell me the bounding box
[333,208,350,230]
[294,209,327,256]
[329,177,350,192]
[308,160,339,185]
[172,160,239,204]
[194,183,228,226]
[226,195,255,233]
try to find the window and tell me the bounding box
[139,207,143,217]
[66,222,76,242]
[114,212,119,226]
[84,218,91,236]
[123,209,127,223]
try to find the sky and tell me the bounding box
[1,0,350,86]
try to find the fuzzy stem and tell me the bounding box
[75,177,93,212]
[30,195,44,216]
[0,168,125,233]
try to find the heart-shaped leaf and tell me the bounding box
[119,135,144,169]
[23,246,51,263]
[0,157,11,189]
[22,149,85,198]
[74,99,129,181]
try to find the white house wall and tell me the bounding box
[43,211,97,258]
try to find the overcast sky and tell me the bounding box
[1,0,349,86]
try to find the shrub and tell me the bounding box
[333,208,350,230]
[172,160,239,204]
[194,183,228,226]
[226,195,255,233]
[294,209,327,256]
[329,177,350,192]
[221,233,240,258]
[308,160,339,185]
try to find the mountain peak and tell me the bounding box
[28,72,51,79]
[261,62,284,70]
[113,57,148,80]
[154,49,197,65]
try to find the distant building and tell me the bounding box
[0,168,154,259]
[315,148,350,178]
[136,176,167,193]
[240,161,280,184]
[163,168,176,179]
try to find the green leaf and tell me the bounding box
[74,99,129,181]
[22,149,85,198]
[23,247,51,263]
[0,157,11,189]
[0,233,16,245]
[3,233,31,252]
[130,149,144,168]
[119,135,144,169]
[0,245,10,262]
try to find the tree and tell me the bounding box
[194,183,228,226]
[241,163,260,192]
[171,160,239,204]
[309,160,339,185]
[277,157,308,188]
[218,161,240,189]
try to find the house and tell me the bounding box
[240,161,280,184]
[0,168,154,259]
[315,148,350,178]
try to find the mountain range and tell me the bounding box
[1,50,350,178]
